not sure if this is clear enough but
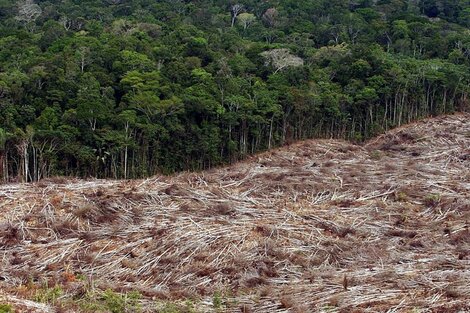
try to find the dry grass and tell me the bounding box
[0,113,470,312]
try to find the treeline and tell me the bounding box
[0,0,469,181]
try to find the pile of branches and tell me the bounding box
[1,113,469,312]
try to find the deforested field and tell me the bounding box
[1,113,469,313]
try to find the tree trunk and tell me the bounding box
[0,153,4,183]
[268,116,274,150]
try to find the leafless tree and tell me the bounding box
[76,47,91,73]
[111,19,137,36]
[60,16,72,31]
[262,8,278,28]
[261,48,304,74]
[15,0,42,32]
[230,4,244,27]
[330,25,344,44]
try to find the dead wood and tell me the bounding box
[0,113,469,312]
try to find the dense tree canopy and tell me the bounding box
[0,0,469,181]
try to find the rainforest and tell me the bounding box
[0,0,469,180]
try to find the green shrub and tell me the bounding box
[423,194,440,207]
[34,286,63,304]
[0,304,13,313]
[157,301,196,313]
[103,289,141,313]
[395,191,408,202]
[158,303,181,313]
[213,291,223,310]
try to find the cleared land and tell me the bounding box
[1,113,469,312]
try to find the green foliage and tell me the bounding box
[102,289,141,313]
[0,128,6,150]
[157,301,197,313]
[0,0,468,180]
[158,303,181,313]
[212,291,223,310]
[0,304,13,313]
[34,285,63,304]
[395,192,409,202]
[78,289,142,313]
[424,194,441,207]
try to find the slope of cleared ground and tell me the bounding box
[1,113,469,312]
